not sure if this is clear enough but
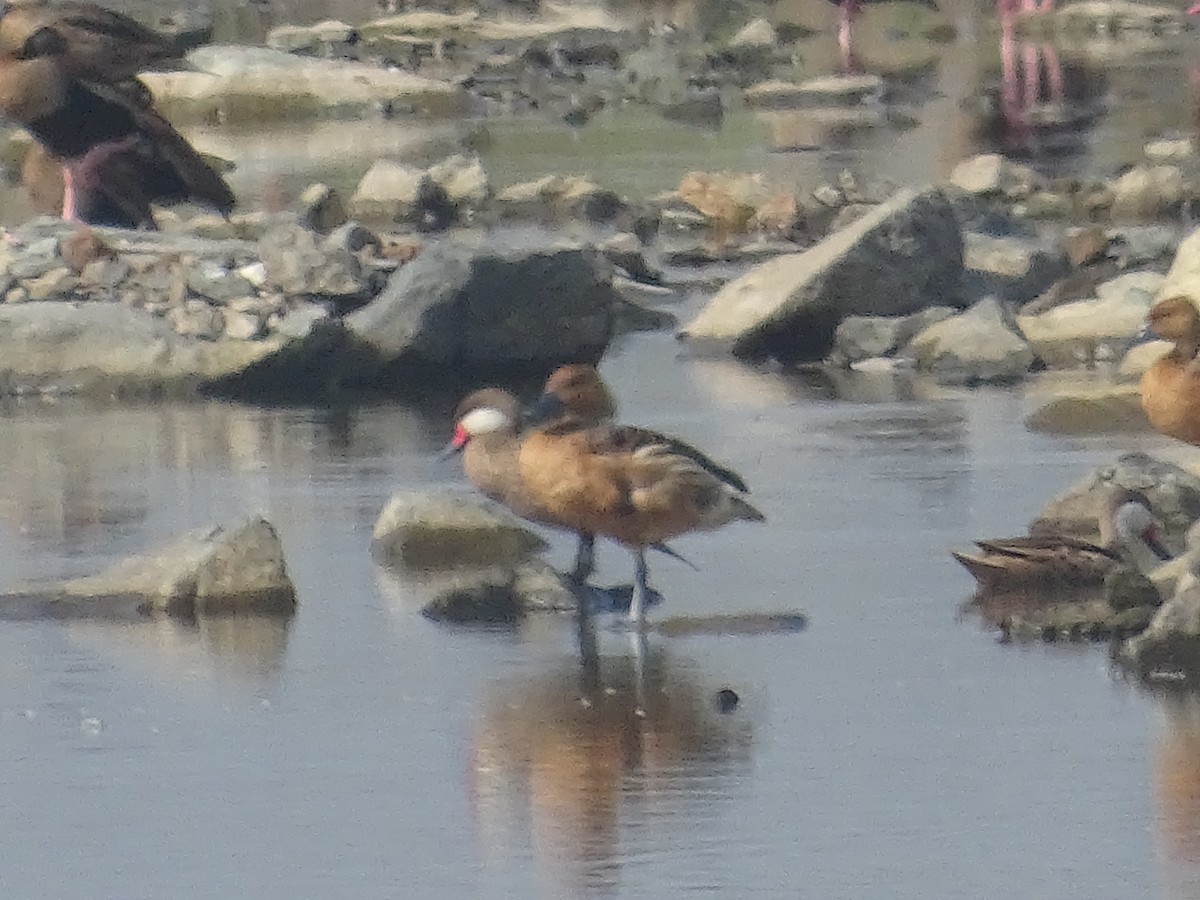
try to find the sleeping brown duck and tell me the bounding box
[0,1,234,228]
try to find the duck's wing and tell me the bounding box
[583,424,751,493]
[974,535,1118,559]
[77,77,235,216]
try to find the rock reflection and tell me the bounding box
[64,611,294,685]
[0,400,438,577]
[470,635,753,896]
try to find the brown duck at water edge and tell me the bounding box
[1140,296,1200,447]
[952,488,1172,592]
[0,1,234,227]
[443,367,691,584]
[518,373,764,630]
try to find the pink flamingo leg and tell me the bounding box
[837,0,862,74]
[1023,43,1040,108]
[60,165,77,221]
[1042,43,1064,103]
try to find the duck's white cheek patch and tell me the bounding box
[460,407,510,435]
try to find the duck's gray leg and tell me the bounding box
[628,547,651,631]
[571,533,596,581]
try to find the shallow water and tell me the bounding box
[2,329,1200,898]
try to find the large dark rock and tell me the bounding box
[346,242,618,370]
[678,187,964,363]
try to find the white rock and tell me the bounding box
[908,297,1034,383]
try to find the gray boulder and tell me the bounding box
[1031,452,1200,540]
[1015,271,1161,368]
[0,302,308,396]
[829,307,957,365]
[346,242,617,370]
[1110,165,1187,220]
[351,155,490,226]
[371,489,548,570]
[679,187,964,362]
[950,153,1041,199]
[906,297,1033,384]
[963,231,1068,307]
[0,518,296,619]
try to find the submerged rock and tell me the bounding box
[744,74,884,109]
[0,518,296,619]
[950,154,1041,199]
[495,174,626,223]
[679,187,963,363]
[1024,384,1147,435]
[420,558,577,623]
[141,45,464,122]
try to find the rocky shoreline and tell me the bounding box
[6,0,1200,678]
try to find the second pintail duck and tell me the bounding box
[517,369,764,630]
[952,486,1173,591]
[0,0,235,227]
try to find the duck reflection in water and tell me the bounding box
[469,640,753,897]
[1154,692,1200,871]
[65,610,295,686]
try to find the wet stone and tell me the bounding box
[24,267,78,301]
[79,258,132,290]
[169,300,225,340]
[8,240,64,280]
[271,303,333,339]
[598,232,662,285]
[324,222,381,256]
[237,261,268,287]
[59,228,115,273]
[299,182,350,235]
[1064,226,1110,267]
[1145,136,1195,161]
[223,309,266,341]
[187,262,254,303]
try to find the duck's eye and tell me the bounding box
[16,26,64,60]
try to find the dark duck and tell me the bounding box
[0,0,235,228]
